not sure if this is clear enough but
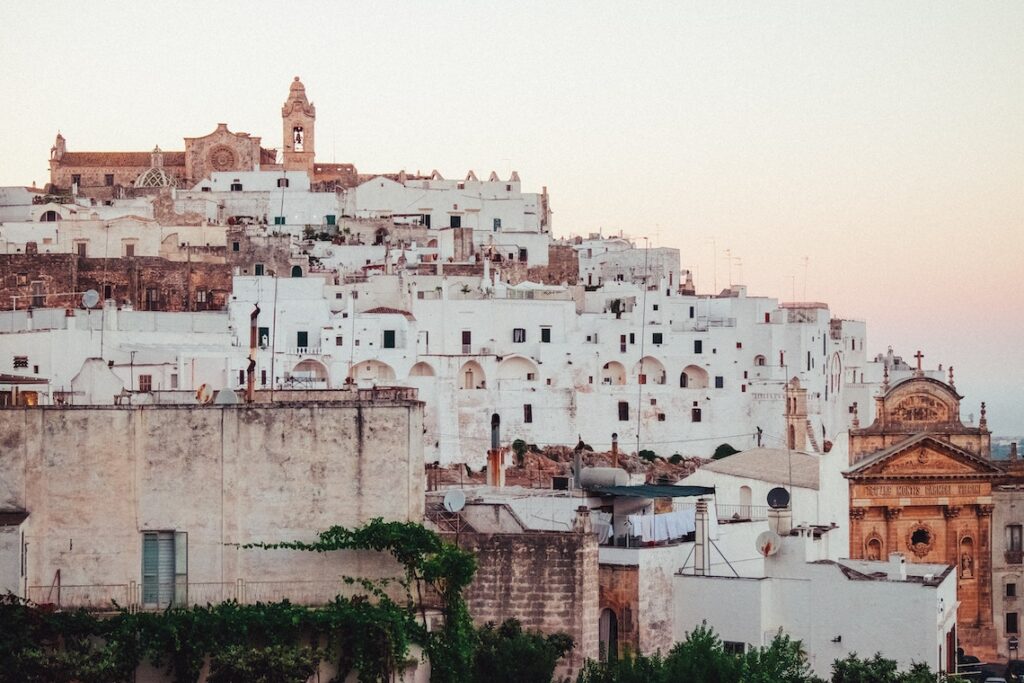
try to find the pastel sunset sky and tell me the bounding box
[1,1,1021,432]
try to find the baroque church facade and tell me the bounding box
[846,359,1000,659]
[46,77,354,200]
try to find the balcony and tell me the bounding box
[1006,550,1023,565]
[25,578,411,612]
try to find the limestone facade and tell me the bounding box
[845,370,1000,658]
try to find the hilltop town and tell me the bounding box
[1,77,1022,681]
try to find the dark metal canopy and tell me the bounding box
[589,484,715,499]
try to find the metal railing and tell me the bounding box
[715,504,769,522]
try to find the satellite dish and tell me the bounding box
[756,530,782,557]
[82,289,100,308]
[442,489,466,513]
[767,487,791,510]
[213,389,240,405]
[195,383,214,405]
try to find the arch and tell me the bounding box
[599,609,618,662]
[490,413,501,450]
[633,356,667,385]
[459,360,486,389]
[754,354,766,367]
[290,265,303,278]
[373,227,390,245]
[601,361,626,386]
[408,361,435,377]
[680,365,708,389]
[40,210,61,222]
[865,536,883,561]
[291,359,328,382]
[960,536,975,579]
[349,359,396,382]
[739,486,752,518]
[497,355,538,382]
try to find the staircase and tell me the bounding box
[805,420,821,453]
[425,502,477,534]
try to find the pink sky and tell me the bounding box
[1,1,1021,432]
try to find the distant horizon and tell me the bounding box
[1,1,1020,431]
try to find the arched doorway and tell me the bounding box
[291,265,303,278]
[460,360,485,389]
[599,608,618,662]
[680,365,709,389]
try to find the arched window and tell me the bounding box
[490,413,501,450]
[866,537,883,561]
[290,265,303,278]
[739,486,752,518]
[40,210,61,222]
[754,355,766,367]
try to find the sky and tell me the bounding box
[1,1,1021,433]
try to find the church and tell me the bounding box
[47,77,357,199]
[845,355,1001,660]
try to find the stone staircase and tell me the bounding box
[805,421,821,453]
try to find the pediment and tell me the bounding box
[849,434,1003,479]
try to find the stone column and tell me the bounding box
[849,508,867,559]
[977,504,995,628]
[945,505,962,581]
[886,507,903,557]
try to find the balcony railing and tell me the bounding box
[715,504,769,522]
[25,579,410,612]
[1006,550,1023,565]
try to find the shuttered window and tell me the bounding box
[142,531,187,607]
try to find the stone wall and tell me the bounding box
[456,527,599,677]
[598,564,639,655]
[0,253,232,311]
[1,400,425,594]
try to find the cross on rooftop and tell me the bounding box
[914,350,924,373]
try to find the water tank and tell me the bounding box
[579,467,629,488]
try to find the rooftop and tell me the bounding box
[697,447,819,490]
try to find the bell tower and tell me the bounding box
[281,76,315,173]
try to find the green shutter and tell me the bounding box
[142,532,159,604]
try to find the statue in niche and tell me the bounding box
[961,552,974,578]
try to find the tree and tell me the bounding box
[739,631,818,683]
[472,619,573,683]
[661,623,740,683]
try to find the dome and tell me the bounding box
[134,166,177,188]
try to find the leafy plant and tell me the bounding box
[712,443,740,460]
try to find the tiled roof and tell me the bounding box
[699,447,820,490]
[363,306,415,320]
[59,151,186,167]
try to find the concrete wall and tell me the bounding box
[0,401,424,595]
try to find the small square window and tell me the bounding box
[138,375,152,393]
[652,333,663,345]
[254,264,265,276]
[540,327,551,343]
[1008,612,1019,635]
[336,336,343,346]
[493,218,502,231]
[1008,583,1018,598]
[230,182,243,192]
[104,174,114,186]
[694,340,703,354]
[715,376,724,389]
[232,241,240,252]
[523,404,533,423]
[691,408,702,422]
[618,402,629,421]
[513,328,526,343]
[277,177,290,188]
[653,304,659,311]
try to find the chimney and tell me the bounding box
[694,499,711,576]
[768,507,793,535]
[611,432,619,469]
[246,304,260,403]
[573,506,592,535]
[1011,442,1019,462]
[887,552,907,581]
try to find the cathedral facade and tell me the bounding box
[845,361,1000,659]
[46,77,347,199]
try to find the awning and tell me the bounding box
[589,485,715,499]
[0,374,50,385]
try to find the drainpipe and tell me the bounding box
[246,304,260,403]
[612,432,619,469]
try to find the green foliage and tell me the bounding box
[739,631,815,683]
[472,618,574,683]
[639,450,658,462]
[207,644,321,683]
[512,439,528,466]
[577,650,667,683]
[669,454,684,465]
[829,652,944,683]
[712,443,740,460]
[661,623,740,683]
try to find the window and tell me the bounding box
[1008,582,1018,598]
[274,216,285,225]
[1008,525,1023,552]
[736,342,742,349]
[653,304,659,311]
[16,273,27,286]
[450,215,461,228]
[292,126,304,151]
[77,242,87,257]
[694,340,703,354]
[652,332,663,345]
[493,218,501,231]
[383,330,396,349]
[125,243,135,257]
[692,408,702,422]
[232,241,240,252]
[512,328,526,343]
[618,402,629,421]
[723,641,746,656]
[13,356,28,369]
[335,336,343,346]
[238,370,245,385]
[196,290,207,304]
[1008,612,1019,635]
[296,331,309,349]
[715,376,724,389]
[142,531,186,607]
[629,333,635,345]
[689,306,696,318]
[461,330,471,353]
[277,177,289,188]
[230,182,243,192]
[326,215,336,226]
[540,327,551,343]
[518,248,528,262]
[31,282,44,307]
[170,374,179,389]
[105,174,114,186]
[138,375,152,392]
[201,186,211,192]
[260,370,267,386]
[145,288,158,310]
[523,404,533,423]
[258,327,270,348]
[254,264,265,276]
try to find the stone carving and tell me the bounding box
[889,394,949,424]
[906,523,934,558]
[885,507,903,520]
[944,505,962,519]
[209,145,237,172]
[849,507,867,520]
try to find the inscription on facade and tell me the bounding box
[863,483,982,498]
